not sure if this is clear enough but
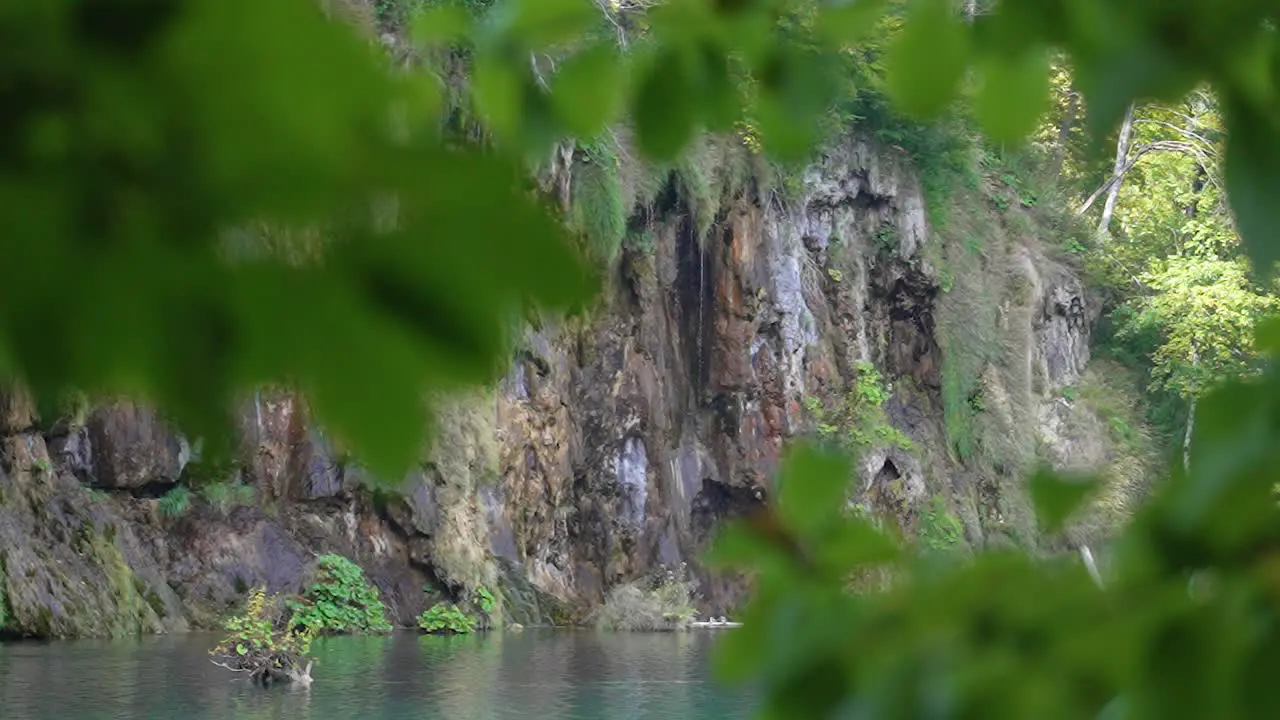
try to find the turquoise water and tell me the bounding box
[0,630,757,719]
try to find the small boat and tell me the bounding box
[689,616,743,629]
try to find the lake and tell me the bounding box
[0,629,757,719]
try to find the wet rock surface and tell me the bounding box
[0,136,1104,638]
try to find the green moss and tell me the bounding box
[674,152,716,244]
[918,495,965,553]
[570,141,627,266]
[199,480,256,513]
[83,526,155,637]
[157,486,191,518]
[0,556,9,632]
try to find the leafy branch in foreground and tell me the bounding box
[11,0,1280,482]
[708,324,1280,718]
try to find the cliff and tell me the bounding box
[0,132,1152,637]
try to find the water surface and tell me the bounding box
[0,629,756,719]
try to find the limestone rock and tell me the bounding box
[86,402,187,489]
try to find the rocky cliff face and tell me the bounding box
[0,134,1121,638]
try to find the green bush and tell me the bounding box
[287,554,394,635]
[805,362,912,453]
[157,486,192,518]
[418,603,477,634]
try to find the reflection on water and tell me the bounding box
[0,629,756,719]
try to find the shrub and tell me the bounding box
[210,587,314,687]
[287,554,393,635]
[418,603,477,634]
[805,362,912,453]
[157,486,192,518]
[917,495,965,553]
[200,481,256,513]
[594,564,699,632]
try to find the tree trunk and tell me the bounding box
[1184,343,1199,473]
[1098,103,1136,235]
[1182,395,1195,473]
[1080,545,1104,589]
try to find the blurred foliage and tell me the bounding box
[16,0,1280,478]
[15,0,1280,714]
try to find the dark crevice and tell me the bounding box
[869,260,942,389]
[674,205,715,411]
[690,477,764,542]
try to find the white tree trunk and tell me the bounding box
[1098,103,1136,235]
[1182,395,1196,473]
[1080,545,1104,589]
[1051,88,1078,179]
[1184,343,1199,473]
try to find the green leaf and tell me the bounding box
[471,54,524,142]
[236,644,247,656]
[974,47,1050,145]
[753,46,836,161]
[813,519,899,576]
[693,40,739,132]
[1224,95,1280,278]
[1074,35,1194,144]
[1028,467,1099,534]
[884,0,970,118]
[633,48,698,160]
[496,0,598,50]
[704,518,795,571]
[817,0,890,47]
[1254,316,1280,357]
[776,442,853,538]
[549,42,627,137]
[410,4,473,47]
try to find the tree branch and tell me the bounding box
[1076,140,1211,218]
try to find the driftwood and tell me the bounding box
[209,587,316,688]
[211,656,314,688]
